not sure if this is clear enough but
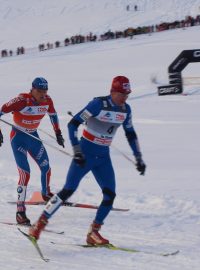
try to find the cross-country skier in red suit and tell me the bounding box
[0,77,65,225]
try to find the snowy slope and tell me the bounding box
[0,0,200,48]
[0,1,200,269]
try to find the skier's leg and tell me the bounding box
[29,140,52,201]
[87,155,116,245]
[10,130,31,224]
[29,158,91,239]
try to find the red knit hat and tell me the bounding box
[111,76,131,94]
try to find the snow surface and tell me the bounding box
[0,0,200,269]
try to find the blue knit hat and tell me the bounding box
[32,77,48,90]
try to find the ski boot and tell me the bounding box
[41,191,54,202]
[29,214,48,240]
[16,211,31,226]
[86,222,109,245]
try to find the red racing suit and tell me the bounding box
[0,92,61,212]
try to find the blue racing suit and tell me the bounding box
[56,95,143,224]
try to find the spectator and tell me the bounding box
[55,41,60,48]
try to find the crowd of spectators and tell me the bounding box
[1,46,25,58]
[1,14,200,58]
[38,33,97,52]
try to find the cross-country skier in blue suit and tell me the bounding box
[29,75,146,245]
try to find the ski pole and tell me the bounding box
[0,118,73,158]
[67,111,136,165]
[38,128,56,140]
[111,144,136,165]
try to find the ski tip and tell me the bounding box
[57,231,65,235]
[17,227,30,237]
[17,227,35,241]
[42,257,50,262]
[7,201,16,204]
[162,250,180,256]
[18,228,50,262]
[17,227,25,233]
[112,208,130,212]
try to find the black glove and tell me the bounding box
[42,191,54,202]
[56,130,65,148]
[73,144,86,167]
[0,130,3,147]
[136,157,146,175]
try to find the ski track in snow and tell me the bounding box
[1,177,200,269]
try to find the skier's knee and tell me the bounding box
[57,188,74,201]
[101,188,116,206]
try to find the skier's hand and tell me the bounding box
[56,130,65,148]
[0,130,3,147]
[73,145,86,167]
[136,157,146,175]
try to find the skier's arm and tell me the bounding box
[67,98,101,166]
[67,98,101,146]
[0,95,27,148]
[123,107,146,175]
[1,95,27,114]
[123,109,142,158]
[47,98,61,132]
[48,98,65,147]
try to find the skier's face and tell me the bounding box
[31,88,48,102]
[111,91,129,106]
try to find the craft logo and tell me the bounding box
[38,107,47,113]
[116,113,125,121]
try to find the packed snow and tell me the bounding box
[0,1,200,269]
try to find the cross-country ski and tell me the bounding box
[18,228,49,262]
[0,221,64,235]
[50,241,179,257]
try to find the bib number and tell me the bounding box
[107,126,114,134]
